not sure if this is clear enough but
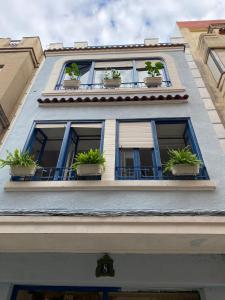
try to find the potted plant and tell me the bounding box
[63,63,80,89]
[72,149,105,176]
[164,147,202,176]
[0,149,38,176]
[103,69,121,88]
[144,61,164,87]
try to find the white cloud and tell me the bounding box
[0,0,224,48]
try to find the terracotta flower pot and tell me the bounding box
[76,164,104,176]
[10,165,37,177]
[171,164,200,176]
[63,79,80,89]
[144,76,162,88]
[103,78,121,88]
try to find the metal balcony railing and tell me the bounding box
[116,165,208,180]
[56,80,171,90]
[11,165,208,181]
[11,167,101,181]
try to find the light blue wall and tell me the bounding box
[1,253,225,299]
[0,51,225,214]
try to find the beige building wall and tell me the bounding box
[177,20,225,152]
[0,37,43,141]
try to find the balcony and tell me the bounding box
[55,80,171,90]
[11,167,101,181]
[116,166,208,180]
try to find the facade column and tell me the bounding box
[204,287,225,300]
[0,283,12,300]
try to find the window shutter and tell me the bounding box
[119,122,153,148]
[36,124,66,128]
[71,123,102,128]
[95,61,133,69]
[135,60,163,69]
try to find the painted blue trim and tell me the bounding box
[34,120,105,124]
[115,120,120,179]
[133,149,140,179]
[132,60,138,87]
[11,285,121,300]
[186,119,209,179]
[117,117,190,123]
[54,121,71,180]
[151,120,163,179]
[100,121,105,153]
[88,61,95,88]
[35,129,47,162]
[22,121,37,153]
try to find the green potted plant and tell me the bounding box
[0,149,38,176]
[63,62,80,89]
[144,61,164,87]
[164,147,202,176]
[72,149,105,176]
[103,69,121,88]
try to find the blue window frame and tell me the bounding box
[15,120,104,181]
[11,285,121,300]
[116,118,208,180]
[55,58,171,90]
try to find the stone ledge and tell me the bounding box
[42,86,186,97]
[4,180,216,192]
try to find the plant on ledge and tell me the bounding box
[144,61,164,88]
[72,149,105,177]
[103,69,121,88]
[63,62,80,89]
[164,147,202,176]
[0,148,38,176]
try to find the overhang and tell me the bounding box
[0,215,225,253]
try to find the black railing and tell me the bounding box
[56,80,171,90]
[11,167,101,181]
[116,165,208,180]
[11,165,208,181]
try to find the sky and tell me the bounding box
[0,0,225,49]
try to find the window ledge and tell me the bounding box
[4,180,216,192]
[42,86,186,97]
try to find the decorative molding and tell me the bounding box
[37,94,189,106]
[4,179,216,192]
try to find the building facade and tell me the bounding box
[0,38,225,300]
[0,37,43,141]
[176,20,225,152]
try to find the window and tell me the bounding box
[136,59,169,87]
[21,121,104,181]
[55,61,92,89]
[207,49,225,83]
[116,119,208,180]
[56,59,170,90]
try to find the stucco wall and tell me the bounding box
[1,254,225,300]
[0,50,225,214]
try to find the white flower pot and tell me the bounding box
[76,164,104,176]
[10,165,37,177]
[103,78,121,88]
[63,79,80,89]
[171,164,200,176]
[144,76,162,88]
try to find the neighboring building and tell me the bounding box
[1,38,225,300]
[0,37,43,140]
[176,20,225,152]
